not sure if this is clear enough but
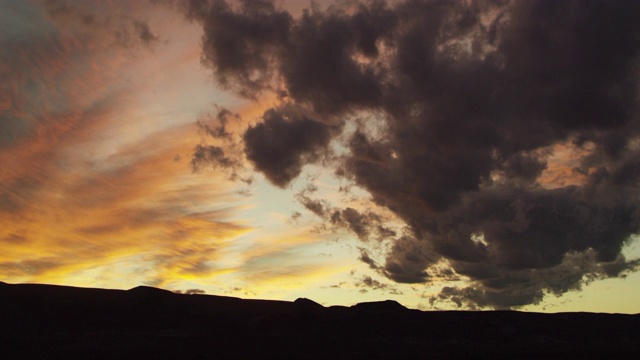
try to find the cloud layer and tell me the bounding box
[187,0,640,308]
[0,0,251,289]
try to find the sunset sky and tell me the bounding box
[2,0,640,313]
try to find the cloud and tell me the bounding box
[0,1,248,288]
[185,288,206,294]
[330,207,396,242]
[187,0,640,308]
[192,107,255,184]
[45,0,160,48]
[243,107,338,187]
[132,19,159,45]
[0,124,250,286]
[434,250,640,310]
[0,1,136,216]
[297,192,330,217]
[184,0,293,98]
[192,145,238,171]
[355,275,402,295]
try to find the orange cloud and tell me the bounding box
[0,1,253,289]
[538,141,594,188]
[0,123,251,287]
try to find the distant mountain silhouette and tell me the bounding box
[1,282,638,359]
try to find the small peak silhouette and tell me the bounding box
[127,285,173,295]
[293,297,324,310]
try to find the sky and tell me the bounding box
[2,0,640,313]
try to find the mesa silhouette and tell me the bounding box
[1,281,638,359]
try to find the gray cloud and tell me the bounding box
[132,19,159,44]
[114,18,159,48]
[197,107,237,140]
[358,248,381,272]
[185,0,293,98]
[192,108,253,183]
[297,192,329,217]
[191,145,237,170]
[244,108,338,187]
[186,0,640,308]
[46,0,159,48]
[185,288,206,295]
[0,258,65,277]
[331,207,376,241]
[435,250,640,309]
[355,275,402,295]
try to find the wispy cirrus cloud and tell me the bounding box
[0,1,251,288]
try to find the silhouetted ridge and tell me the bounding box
[2,282,640,359]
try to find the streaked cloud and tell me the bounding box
[0,0,250,289]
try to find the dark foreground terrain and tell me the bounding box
[1,282,638,359]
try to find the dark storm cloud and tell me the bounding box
[435,250,640,309]
[183,0,293,97]
[244,108,337,187]
[383,235,437,283]
[186,0,640,308]
[277,1,395,114]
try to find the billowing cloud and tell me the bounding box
[243,107,337,187]
[187,0,640,308]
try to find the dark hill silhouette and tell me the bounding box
[293,297,324,311]
[1,282,638,359]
